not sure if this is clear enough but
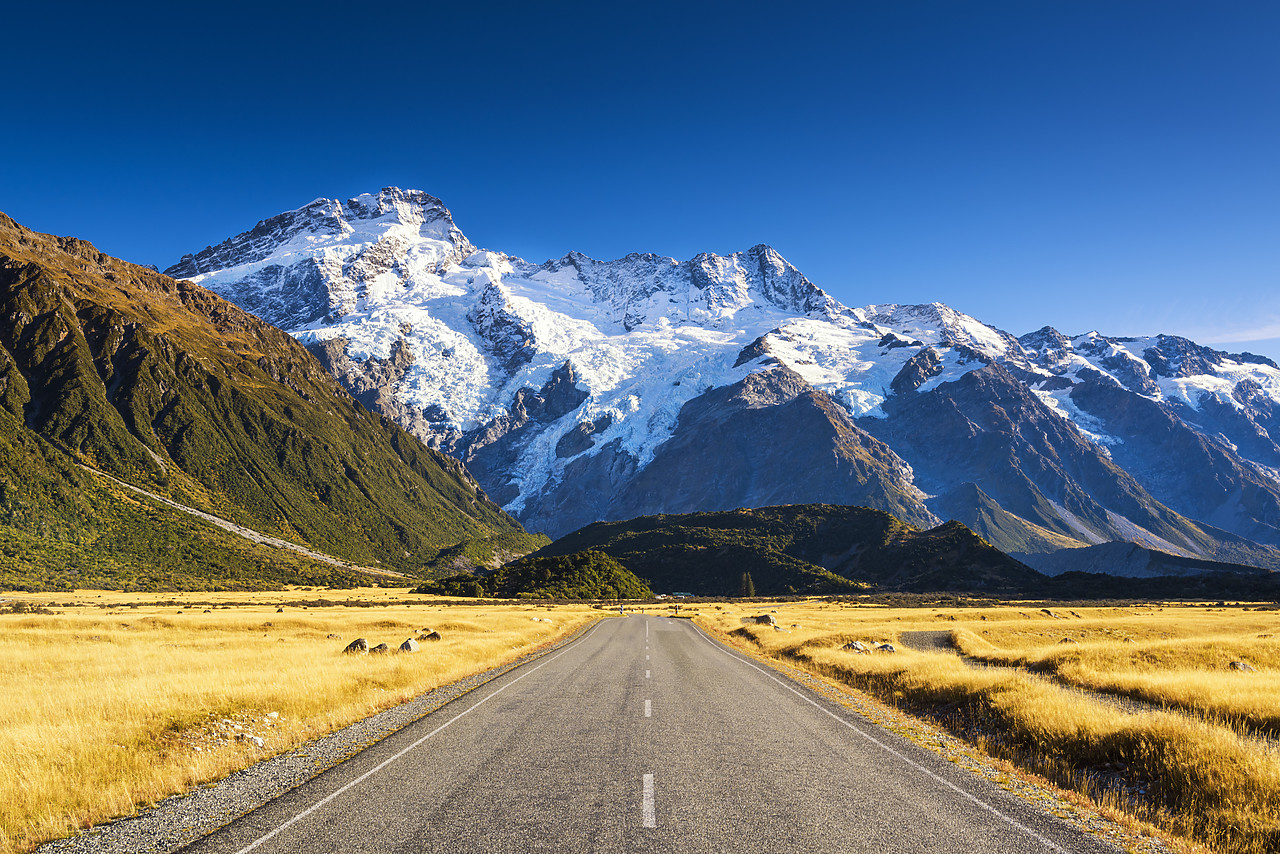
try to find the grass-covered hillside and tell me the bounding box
[535,504,1046,595]
[0,213,539,589]
[419,550,653,600]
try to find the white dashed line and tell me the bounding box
[642,774,656,828]
[644,699,652,717]
[646,670,651,679]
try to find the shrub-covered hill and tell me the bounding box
[533,504,1048,595]
[418,550,653,599]
[0,212,538,588]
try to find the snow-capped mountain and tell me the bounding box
[167,188,1280,572]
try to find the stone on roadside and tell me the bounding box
[399,638,420,653]
[343,638,369,655]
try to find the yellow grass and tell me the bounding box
[0,589,604,854]
[693,600,1280,854]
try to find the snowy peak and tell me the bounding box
[166,187,470,279]
[534,243,840,331]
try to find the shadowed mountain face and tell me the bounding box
[533,504,1046,596]
[0,212,531,587]
[168,189,1280,574]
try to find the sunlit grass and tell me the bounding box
[0,589,603,853]
[694,600,1280,854]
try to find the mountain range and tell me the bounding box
[166,188,1280,576]
[0,211,536,590]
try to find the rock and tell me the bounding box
[1059,637,1078,644]
[746,614,777,626]
[875,643,896,653]
[1041,609,1061,619]
[420,631,442,642]
[1229,660,1256,672]
[399,638,420,653]
[1123,637,1136,643]
[343,638,369,655]
[277,607,284,613]
[203,609,211,613]
[370,643,390,654]
[327,633,342,639]
[236,733,264,748]
[842,640,868,653]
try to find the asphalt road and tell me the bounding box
[181,616,1121,854]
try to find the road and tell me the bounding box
[181,616,1120,854]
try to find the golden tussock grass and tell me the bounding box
[695,601,1280,854]
[0,589,603,854]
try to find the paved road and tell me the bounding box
[181,616,1120,854]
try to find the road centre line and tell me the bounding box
[642,774,656,828]
[646,670,651,678]
[231,621,605,854]
[645,699,652,717]
[690,625,1069,854]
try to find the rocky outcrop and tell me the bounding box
[518,367,938,538]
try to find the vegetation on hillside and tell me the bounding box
[534,504,1043,595]
[417,550,653,599]
[0,213,532,589]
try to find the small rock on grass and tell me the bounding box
[1229,660,1256,672]
[399,639,420,653]
[419,631,442,642]
[370,643,390,654]
[343,638,369,655]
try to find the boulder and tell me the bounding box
[843,640,868,653]
[370,643,390,654]
[399,638,420,653]
[1229,660,1256,672]
[746,614,777,626]
[1059,637,1079,644]
[420,631,443,642]
[343,637,369,655]
[327,633,342,639]
[875,643,896,653]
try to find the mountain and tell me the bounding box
[419,549,654,600]
[167,189,1280,573]
[528,505,1046,596]
[0,211,538,589]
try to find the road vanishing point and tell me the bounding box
[182,616,1120,854]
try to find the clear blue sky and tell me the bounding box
[4,1,1278,360]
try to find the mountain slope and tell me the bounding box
[534,504,1045,596]
[167,189,1280,572]
[0,212,534,584]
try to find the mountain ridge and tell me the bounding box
[166,189,1280,572]
[0,210,538,588]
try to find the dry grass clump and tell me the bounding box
[699,600,1280,854]
[0,589,601,854]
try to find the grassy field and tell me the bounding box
[691,600,1280,854]
[0,589,604,854]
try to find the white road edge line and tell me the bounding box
[690,625,1069,854]
[644,699,652,717]
[233,621,605,854]
[642,773,656,828]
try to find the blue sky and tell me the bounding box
[4,1,1278,360]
